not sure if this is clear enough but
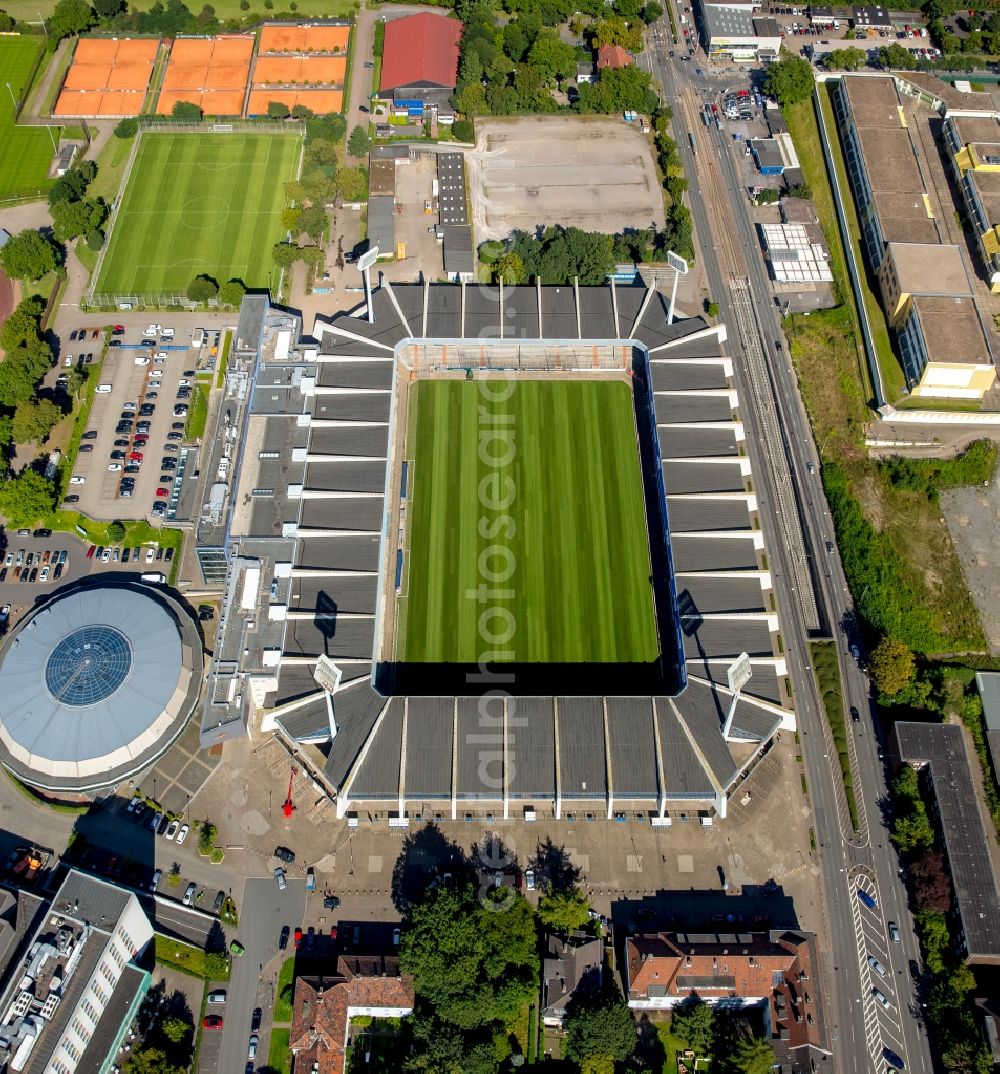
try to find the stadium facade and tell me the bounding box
[200,284,794,825]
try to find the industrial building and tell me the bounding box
[749,134,798,176]
[625,930,829,1071]
[0,870,154,1073]
[200,285,795,826]
[892,722,1000,966]
[758,223,834,285]
[832,74,997,399]
[378,12,461,117]
[0,581,203,793]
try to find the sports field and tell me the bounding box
[94,133,299,296]
[398,379,659,665]
[0,36,58,201]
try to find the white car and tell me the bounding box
[176,823,189,845]
[165,820,179,841]
[70,475,86,485]
[143,324,161,337]
[183,882,196,906]
[145,547,155,564]
[108,463,122,472]
[101,548,111,563]
[134,356,150,366]
[154,352,167,360]
[150,869,161,891]
[39,566,49,582]
[150,369,163,379]
[160,328,174,339]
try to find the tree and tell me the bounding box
[0,469,56,527]
[0,295,45,352]
[267,100,291,118]
[160,1017,189,1045]
[218,279,246,307]
[48,0,94,41]
[869,636,915,699]
[106,520,126,542]
[580,1057,616,1074]
[336,166,367,202]
[400,886,539,1030]
[494,251,525,285]
[272,242,300,268]
[171,99,202,121]
[12,399,62,444]
[347,124,371,158]
[0,229,59,281]
[537,887,590,932]
[878,41,917,69]
[297,204,328,240]
[186,274,218,302]
[576,65,658,115]
[642,0,663,21]
[528,28,578,82]
[823,46,866,71]
[452,118,474,142]
[93,0,125,17]
[704,299,720,317]
[122,1048,185,1074]
[909,849,952,913]
[564,993,636,1064]
[0,348,50,408]
[730,1031,777,1074]
[52,197,106,242]
[763,54,814,105]
[670,998,714,1054]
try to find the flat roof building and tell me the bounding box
[833,75,997,398]
[701,6,781,60]
[851,4,892,28]
[759,223,834,284]
[0,870,153,1073]
[893,721,1000,966]
[975,671,1000,795]
[944,110,1000,292]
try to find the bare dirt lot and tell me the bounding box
[941,475,1000,653]
[467,116,666,241]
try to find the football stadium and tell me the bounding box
[200,282,793,825]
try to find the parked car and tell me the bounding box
[207,990,227,1005]
[150,869,161,891]
[176,824,188,845]
[165,820,179,841]
[274,867,287,891]
[275,846,295,864]
[202,1016,223,1030]
[279,925,290,950]
[183,882,197,906]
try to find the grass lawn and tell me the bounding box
[89,131,136,204]
[0,36,59,202]
[94,132,300,297]
[185,381,209,440]
[268,1028,291,1074]
[274,957,295,1022]
[399,379,659,664]
[154,934,230,981]
[810,640,858,829]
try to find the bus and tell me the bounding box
[688,132,697,155]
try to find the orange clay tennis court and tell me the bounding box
[253,55,346,84]
[55,37,158,116]
[246,89,343,115]
[156,35,253,115]
[258,25,349,53]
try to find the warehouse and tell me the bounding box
[379,12,461,116]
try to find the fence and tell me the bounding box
[398,341,634,373]
[136,117,305,135]
[85,292,232,310]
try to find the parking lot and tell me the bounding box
[0,530,175,625]
[66,323,219,523]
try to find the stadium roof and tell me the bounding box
[380,12,461,93]
[0,583,202,792]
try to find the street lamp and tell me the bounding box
[5,82,17,112]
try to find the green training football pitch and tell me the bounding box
[0,37,58,201]
[95,133,300,296]
[398,379,660,665]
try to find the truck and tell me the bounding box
[192,328,205,349]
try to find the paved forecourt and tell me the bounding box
[0,36,58,201]
[94,131,300,295]
[398,378,660,665]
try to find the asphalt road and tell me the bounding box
[641,18,932,1074]
[215,877,306,1074]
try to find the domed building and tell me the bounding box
[0,582,203,794]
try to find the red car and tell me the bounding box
[133,435,149,446]
[130,451,143,461]
[86,545,96,559]
[293,927,302,950]
[202,1016,223,1030]
[330,926,337,941]
[155,487,169,497]
[91,328,100,339]
[112,325,125,335]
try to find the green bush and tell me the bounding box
[114,117,138,139]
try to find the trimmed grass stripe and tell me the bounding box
[95,132,299,295]
[400,379,659,664]
[0,36,57,201]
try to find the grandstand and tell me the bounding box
[54,37,158,117]
[157,35,253,116]
[200,283,794,826]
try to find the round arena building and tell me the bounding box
[0,582,203,794]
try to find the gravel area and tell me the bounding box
[941,476,1000,653]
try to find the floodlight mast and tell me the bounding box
[722,652,752,740]
[357,247,379,323]
[666,250,689,325]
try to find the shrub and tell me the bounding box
[114,117,138,138]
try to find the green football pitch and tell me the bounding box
[398,379,660,665]
[0,37,58,201]
[95,133,300,296]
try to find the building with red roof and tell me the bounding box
[597,43,633,70]
[379,12,461,116]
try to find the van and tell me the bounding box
[192,328,205,348]
[140,572,166,584]
[96,384,113,394]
